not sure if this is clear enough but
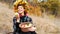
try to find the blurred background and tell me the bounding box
[0,0,60,34]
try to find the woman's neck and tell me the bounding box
[21,12,24,16]
[19,12,24,16]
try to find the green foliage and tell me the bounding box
[37,0,60,16]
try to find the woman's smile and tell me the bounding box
[18,6,24,13]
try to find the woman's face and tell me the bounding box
[18,6,24,13]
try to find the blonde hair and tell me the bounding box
[13,0,28,13]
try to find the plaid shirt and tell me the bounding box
[13,16,33,33]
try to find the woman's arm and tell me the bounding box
[29,17,33,24]
[13,17,17,25]
[13,17,21,32]
[13,17,17,31]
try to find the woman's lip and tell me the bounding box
[20,10,24,11]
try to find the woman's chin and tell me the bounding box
[19,12,23,13]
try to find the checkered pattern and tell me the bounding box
[13,16,33,33]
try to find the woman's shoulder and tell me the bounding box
[25,16,32,21]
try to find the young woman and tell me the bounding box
[13,3,28,34]
[13,1,36,34]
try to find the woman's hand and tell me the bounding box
[15,13,20,22]
[28,26,36,31]
[15,13,19,18]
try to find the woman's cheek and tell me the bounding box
[21,9,24,12]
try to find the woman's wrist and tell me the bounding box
[16,18,20,23]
